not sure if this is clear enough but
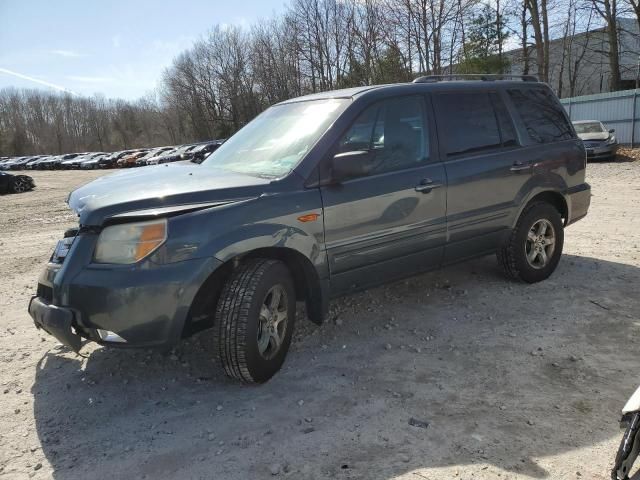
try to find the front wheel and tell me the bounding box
[10,177,30,193]
[214,259,296,383]
[498,202,564,283]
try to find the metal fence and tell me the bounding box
[560,89,640,147]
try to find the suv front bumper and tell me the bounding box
[28,256,222,351]
[28,296,82,352]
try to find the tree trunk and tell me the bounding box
[526,0,545,81]
[521,4,530,75]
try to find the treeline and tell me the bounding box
[0,89,178,155]
[2,0,639,156]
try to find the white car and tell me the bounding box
[573,120,618,160]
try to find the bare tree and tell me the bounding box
[591,0,622,90]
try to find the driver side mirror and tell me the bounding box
[330,150,374,183]
[609,128,615,134]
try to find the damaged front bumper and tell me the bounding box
[28,296,82,352]
[27,229,223,352]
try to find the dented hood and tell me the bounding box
[68,163,270,225]
[577,132,610,141]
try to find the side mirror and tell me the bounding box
[609,128,615,134]
[330,150,374,182]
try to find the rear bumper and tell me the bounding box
[567,183,591,225]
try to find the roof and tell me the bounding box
[277,79,546,105]
[277,85,386,104]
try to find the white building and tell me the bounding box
[503,18,639,98]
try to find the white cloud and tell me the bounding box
[51,49,86,58]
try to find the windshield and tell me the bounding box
[573,122,605,134]
[201,98,349,178]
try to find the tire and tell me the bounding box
[498,201,564,283]
[10,177,29,193]
[214,258,296,383]
[612,412,640,480]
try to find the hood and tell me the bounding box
[68,163,270,225]
[577,132,610,141]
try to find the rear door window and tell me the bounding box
[433,92,503,156]
[507,87,573,143]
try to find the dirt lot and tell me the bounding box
[1,155,639,480]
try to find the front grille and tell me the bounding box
[37,283,53,302]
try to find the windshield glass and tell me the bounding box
[573,122,605,134]
[201,98,349,178]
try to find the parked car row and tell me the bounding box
[0,140,224,171]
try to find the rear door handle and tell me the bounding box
[415,179,443,193]
[510,161,532,172]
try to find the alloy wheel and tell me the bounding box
[256,285,288,360]
[12,179,27,193]
[525,219,556,269]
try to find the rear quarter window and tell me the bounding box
[507,88,574,144]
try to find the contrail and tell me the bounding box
[0,67,78,95]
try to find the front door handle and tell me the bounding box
[510,161,533,172]
[415,179,443,193]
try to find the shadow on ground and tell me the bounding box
[32,253,640,479]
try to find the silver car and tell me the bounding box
[573,120,618,160]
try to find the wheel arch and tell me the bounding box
[515,190,569,227]
[183,247,328,338]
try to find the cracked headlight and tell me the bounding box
[94,219,167,264]
[606,135,617,145]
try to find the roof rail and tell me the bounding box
[412,74,539,83]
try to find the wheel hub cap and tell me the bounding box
[257,285,288,360]
[525,219,556,269]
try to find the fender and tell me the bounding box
[510,170,569,229]
[160,189,330,325]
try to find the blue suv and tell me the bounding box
[28,75,590,383]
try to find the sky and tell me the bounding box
[0,0,285,100]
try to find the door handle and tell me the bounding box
[510,161,532,172]
[415,179,443,193]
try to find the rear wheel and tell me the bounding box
[214,259,295,383]
[498,202,564,283]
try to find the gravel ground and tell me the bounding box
[0,155,639,480]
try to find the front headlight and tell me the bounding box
[94,219,167,264]
[606,135,616,145]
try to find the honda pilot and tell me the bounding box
[28,75,591,383]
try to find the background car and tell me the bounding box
[153,145,196,165]
[190,140,224,163]
[573,120,618,160]
[135,147,174,166]
[94,150,133,169]
[39,153,79,169]
[117,150,149,167]
[0,171,35,194]
[26,156,46,169]
[9,156,41,169]
[0,156,26,170]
